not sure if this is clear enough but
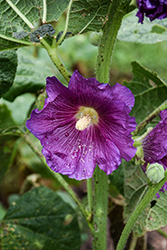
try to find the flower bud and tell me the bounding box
[146,163,165,183]
[89,31,102,46]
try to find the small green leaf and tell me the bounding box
[124,61,167,124]
[0,186,81,250]
[68,0,111,34]
[0,50,18,98]
[118,10,167,44]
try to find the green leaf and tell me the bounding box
[68,0,111,34]
[0,0,70,51]
[1,93,35,125]
[118,10,167,44]
[0,186,81,250]
[0,135,18,183]
[145,191,167,232]
[124,61,167,124]
[123,162,149,236]
[0,50,18,98]
[0,103,16,130]
[3,48,55,101]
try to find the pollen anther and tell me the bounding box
[75,106,99,131]
[75,115,91,131]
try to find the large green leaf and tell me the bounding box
[123,162,167,236]
[0,50,18,98]
[3,47,55,101]
[118,10,167,44]
[124,61,167,124]
[0,0,70,51]
[0,186,81,250]
[68,0,111,34]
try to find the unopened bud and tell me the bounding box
[89,31,102,46]
[146,163,165,183]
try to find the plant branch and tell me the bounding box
[157,229,167,239]
[40,38,71,83]
[56,0,73,45]
[132,100,167,136]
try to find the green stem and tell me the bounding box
[0,34,33,46]
[5,0,34,29]
[21,132,93,233]
[92,1,131,249]
[56,0,73,45]
[129,233,138,250]
[42,0,47,23]
[132,100,167,136]
[87,178,93,214]
[96,0,131,83]
[116,171,167,250]
[92,167,108,250]
[157,229,167,239]
[40,38,71,83]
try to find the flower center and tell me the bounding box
[75,107,98,131]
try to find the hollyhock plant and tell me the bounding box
[141,110,167,191]
[26,71,137,180]
[136,0,167,23]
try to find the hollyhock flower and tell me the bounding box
[141,110,167,191]
[26,71,136,180]
[136,0,167,23]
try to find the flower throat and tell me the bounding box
[75,106,98,131]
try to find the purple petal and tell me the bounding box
[142,118,167,163]
[159,109,167,120]
[98,100,137,161]
[110,83,135,111]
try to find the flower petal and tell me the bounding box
[159,109,167,120]
[142,118,167,162]
[110,83,135,111]
[98,100,137,161]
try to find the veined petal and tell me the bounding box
[142,118,167,162]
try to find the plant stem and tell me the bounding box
[96,0,131,83]
[132,100,167,136]
[87,178,93,214]
[157,229,167,239]
[21,132,93,233]
[42,0,47,23]
[129,233,138,250]
[92,167,108,250]
[40,38,71,83]
[116,171,167,250]
[92,1,131,249]
[5,0,34,29]
[56,0,73,45]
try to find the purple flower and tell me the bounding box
[136,0,167,23]
[26,71,136,180]
[142,110,167,191]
